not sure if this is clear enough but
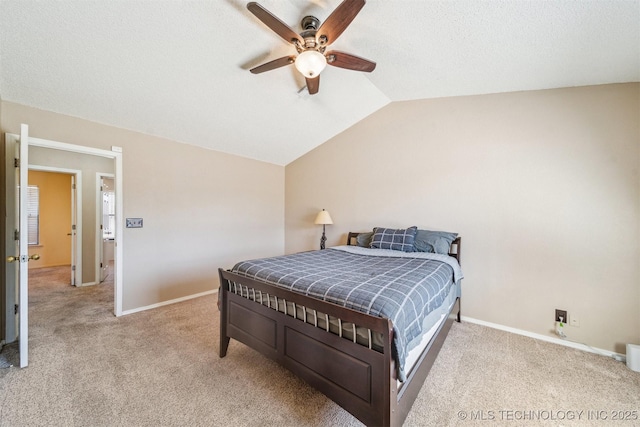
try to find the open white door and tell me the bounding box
[18,124,29,367]
[98,177,106,283]
[70,175,77,286]
[3,133,19,350]
[97,175,115,284]
[5,124,33,368]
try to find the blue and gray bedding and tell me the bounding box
[231,245,463,381]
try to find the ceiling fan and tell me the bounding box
[246,0,376,95]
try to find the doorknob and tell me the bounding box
[6,254,40,263]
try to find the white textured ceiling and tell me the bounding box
[1,0,638,165]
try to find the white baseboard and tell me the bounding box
[118,297,626,362]
[461,316,626,363]
[121,289,218,316]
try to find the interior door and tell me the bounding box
[70,175,77,286]
[3,132,19,350]
[99,176,115,283]
[4,124,32,367]
[99,177,106,283]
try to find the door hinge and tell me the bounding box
[14,230,19,241]
[14,158,18,167]
[14,304,18,315]
[72,183,76,190]
[72,265,76,271]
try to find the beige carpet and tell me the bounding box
[1,266,639,426]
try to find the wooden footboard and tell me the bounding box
[219,268,461,427]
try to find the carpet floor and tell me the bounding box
[0,266,638,426]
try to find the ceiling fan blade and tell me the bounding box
[317,0,365,45]
[250,56,296,74]
[325,50,376,72]
[306,76,320,94]
[247,2,303,45]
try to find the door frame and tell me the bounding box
[28,166,82,287]
[26,136,124,316]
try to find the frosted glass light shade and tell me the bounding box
[295,50,327,78]
[314,209,333,225]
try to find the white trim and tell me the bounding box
[28,165,83,288]
[114,153,123,316]
[28,137,116,158]
[121,289,218,316]
[11,133,124,316]
[461,316,626,362]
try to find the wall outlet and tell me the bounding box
[570,316,580,327]
[555,309,567,323]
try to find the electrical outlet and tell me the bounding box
[570,316,580,327]
[555,309,567,323]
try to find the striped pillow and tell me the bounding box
[370,226,417,252]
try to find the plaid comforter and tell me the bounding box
[231,246,462,381]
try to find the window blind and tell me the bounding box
[27,185,39,245]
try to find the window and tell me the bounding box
[27,185,40,245]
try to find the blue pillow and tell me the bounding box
[414,230,458,254]
[370,226,417,252]
[356,231,374,247]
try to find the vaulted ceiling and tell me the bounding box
[1,1,638,165]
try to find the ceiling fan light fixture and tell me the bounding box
[294,50,327,78]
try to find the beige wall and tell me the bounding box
[27,170,72,269]
[1,101,285,312]
[2,84,637,352]
[285,83,640,354]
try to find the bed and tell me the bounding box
[218,228,462,427]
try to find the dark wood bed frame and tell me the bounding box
[218,233,461,427]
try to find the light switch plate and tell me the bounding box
[126,218,143,228]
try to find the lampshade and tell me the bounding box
[295,50,327,78]
[314,209,333,225]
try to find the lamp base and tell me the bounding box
[320,225,327,250]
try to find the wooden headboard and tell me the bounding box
[346,232,461,264]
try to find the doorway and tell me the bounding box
[20,134,123,314]
[27,167,81,287]
[3,128,124,367]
